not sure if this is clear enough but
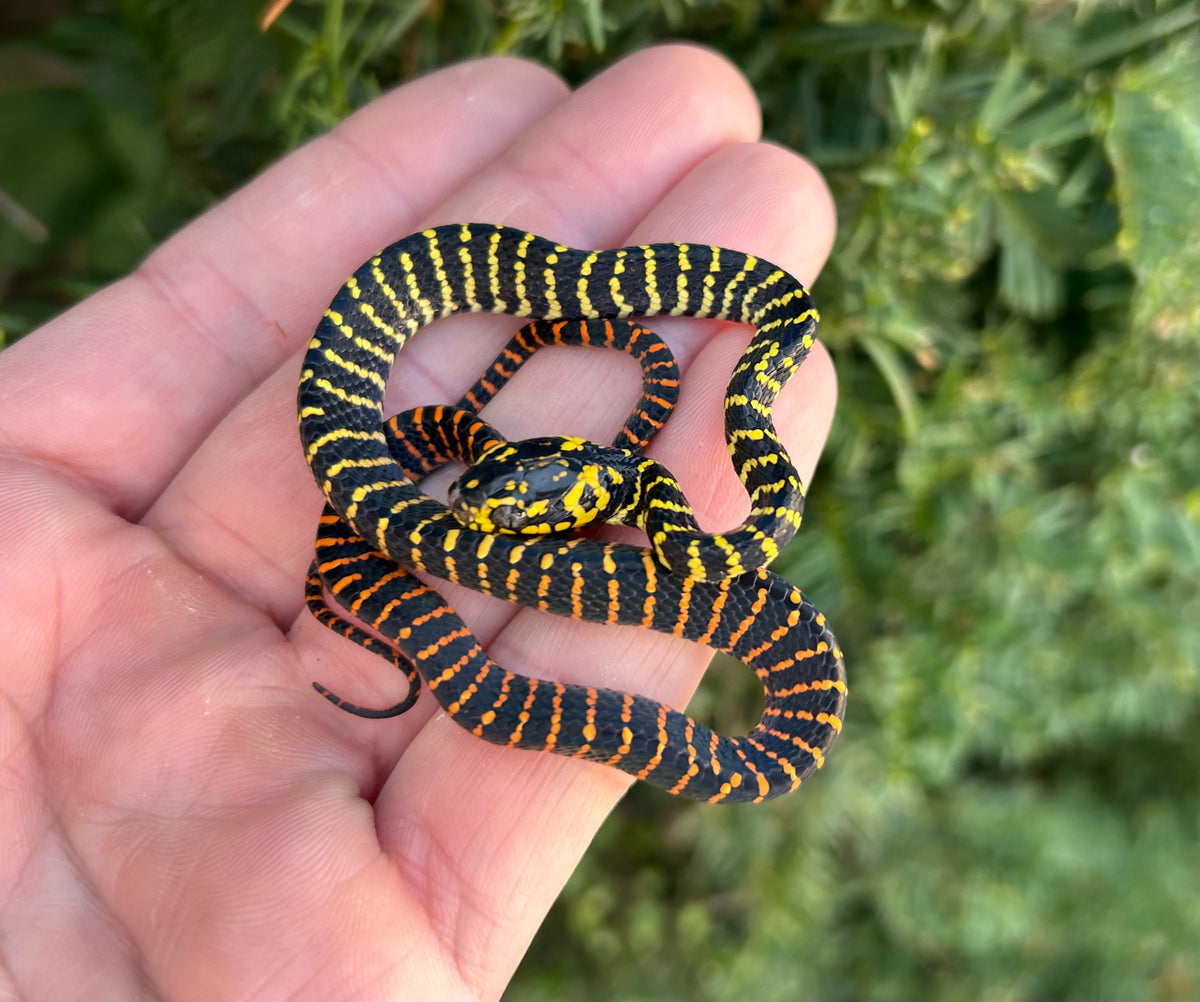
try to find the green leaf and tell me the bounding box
[860,334,920,435]
[993,191,1065,318]
[584,0,605,51]
[977,52,1045,140]
[1104,36,1200,338]
[1068,3,1199,71]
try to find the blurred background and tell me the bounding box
[1,1,1196,998]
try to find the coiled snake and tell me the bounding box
[299,224,846,804]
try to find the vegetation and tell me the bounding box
[1,1,1196,998]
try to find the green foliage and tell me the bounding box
[1,1,1196,999]
[0,0,282,337]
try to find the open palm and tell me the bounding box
[0,46,836,999]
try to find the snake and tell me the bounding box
[298,223,846,804]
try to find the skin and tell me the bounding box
[0,45,836,1000]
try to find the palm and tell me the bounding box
[0,46,836,999]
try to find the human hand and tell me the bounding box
[0,45,836,999]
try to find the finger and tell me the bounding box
[0,57,568,518]
[146,44,762,630]
[372,140,837,996]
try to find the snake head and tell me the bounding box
[447,436,637,535]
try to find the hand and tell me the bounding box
[0,45,836,999]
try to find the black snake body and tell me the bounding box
[299,224,845,803]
